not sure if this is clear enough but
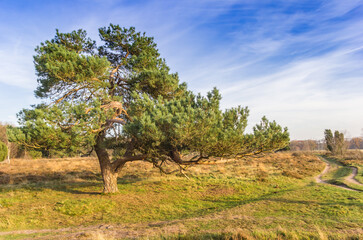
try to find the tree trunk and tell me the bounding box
[93,133,144,193]
[94,133,119,194]
[101,165,118,193]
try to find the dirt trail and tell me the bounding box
[315,163,330,184]
[346,167,363,186]
[316,157,362,192]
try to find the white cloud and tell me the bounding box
[0,46,36,89]
[218,46,363,139]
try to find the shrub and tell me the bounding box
[0,141,8,162]
[28,150,42,159]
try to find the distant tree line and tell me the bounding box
[290,134,363,152]
[349,137,363,149]
[290,140,325,151]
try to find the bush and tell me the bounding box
[28,150,42,159]
[0,141,8,162]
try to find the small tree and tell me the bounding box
[0,141,7,162]
[11,25,290,193]
[0,123,11,162]
[324,129,334,153]
[334,130,346,155]
[324,129,347,155]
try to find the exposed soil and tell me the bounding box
[315,162,330,184]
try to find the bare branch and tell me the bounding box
[107,118,126,124]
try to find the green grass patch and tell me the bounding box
[355,166,363,183]
[0,175,298,231]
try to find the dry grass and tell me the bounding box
[0,152,323,186]
[323,150,363,164]
[337,150,363,166]
[0,157,100,185]
[183,151,324,181]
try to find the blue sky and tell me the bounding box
[0,0,362,140]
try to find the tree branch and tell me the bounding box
[107,118,126,124]
[111,154,147,172]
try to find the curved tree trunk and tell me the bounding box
[94,133,145,194]
[94,133,119,194]
[95,147,119,193]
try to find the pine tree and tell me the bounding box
[324,129,334,152]
[11,25,290,193]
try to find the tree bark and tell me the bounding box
[101,165,118,193]
[94,133,119,194]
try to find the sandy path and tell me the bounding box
[346,167,363,186]
[315,163,330,184]
[316,157,362,192]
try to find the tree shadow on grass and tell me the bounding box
[201,187,300,209]
[118,174,144,184]
[201,185,363,210]
[0,170,100,184]
[0,171,143,195]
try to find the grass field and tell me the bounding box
[0,152,362,239]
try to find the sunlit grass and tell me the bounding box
[0,152,362,239]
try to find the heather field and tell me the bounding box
[0,152,362,239]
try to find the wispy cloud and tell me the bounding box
[0,44,36,89]
[0,0,362,139]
